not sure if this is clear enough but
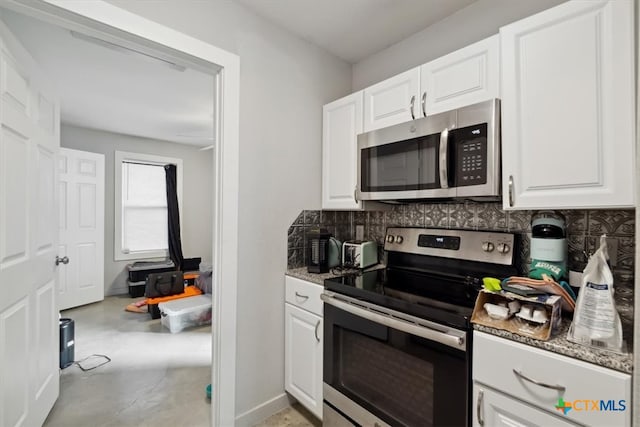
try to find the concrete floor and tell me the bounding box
[44,295,212,427]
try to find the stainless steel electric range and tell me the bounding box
[322,227,519,427]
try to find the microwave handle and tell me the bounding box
[439,128,449,189]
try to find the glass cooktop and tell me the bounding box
[324,268,476,330]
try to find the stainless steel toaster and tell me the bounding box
[342,241,378,269]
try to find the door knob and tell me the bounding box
[55,256,69,266]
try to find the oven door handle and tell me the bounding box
[321,292,466,351]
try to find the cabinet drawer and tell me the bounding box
[473,332,631,427]
[285,275,323,315]
[472,384,579,427]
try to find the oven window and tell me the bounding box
[340,329,434,426]
[360,133,440,192]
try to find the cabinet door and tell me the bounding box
[322,91,363,210]
[284,303,323,420]
[363,67,421,132]
[421,35,499,116]
[501,0,635,209]
[473,385,579,427]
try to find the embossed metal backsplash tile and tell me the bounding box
[288,208,636,289]
[287,210,322,268]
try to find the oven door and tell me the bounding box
[322,292,470,427]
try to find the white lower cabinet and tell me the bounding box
[473,332,631,427]
[473,385,578,427]
[284,276,323,420]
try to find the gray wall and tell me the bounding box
[61,124,213,296]
[105,0,353,422]
[352,0,566,90]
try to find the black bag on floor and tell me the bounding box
[145,271,184,298]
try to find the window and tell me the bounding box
[114,151,183,261]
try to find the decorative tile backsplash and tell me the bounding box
[287,202,635,345]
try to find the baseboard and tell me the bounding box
[105,286,128,297]
[234,393,294,427]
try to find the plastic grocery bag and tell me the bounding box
[567,235,623,352]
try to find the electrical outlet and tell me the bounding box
[355,225,364,241]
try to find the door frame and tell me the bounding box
[1,1,240,425]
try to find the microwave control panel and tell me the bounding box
[454,123,487,186]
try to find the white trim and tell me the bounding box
[634,1,639,424]
[5,1,241,425]
[113,150,183,261]
[234,393,293,427]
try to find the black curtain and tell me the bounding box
[165,164,184,271]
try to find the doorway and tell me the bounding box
[0,1,239,425]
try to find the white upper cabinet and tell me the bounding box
[363,67,421,132]
[421,35,499,116]
[501,0,635,210]
[322,91,363,210]
[362,36,499,133]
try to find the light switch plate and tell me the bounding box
[355,225,364,241]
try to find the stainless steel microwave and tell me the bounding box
[357,99,501,201]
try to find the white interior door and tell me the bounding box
[0,18,60,427]
[58,148,104,310]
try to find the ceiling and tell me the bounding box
[1,9,215,147]
[0,1,477,145]
[235,0,477,63]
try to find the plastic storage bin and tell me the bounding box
[127,260,175,282]
[128,280,146,298]
[159,295,212,333]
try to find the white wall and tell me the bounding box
[352,0,566,90]
[104,0,353,423]
[61,124,214,296]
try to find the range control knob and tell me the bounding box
[481,241,495,252]
[395,236,404,244]
[386,235,395,243]
[497,243,511,254]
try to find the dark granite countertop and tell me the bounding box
[286,267,633,375]
[286,264,386,286]
[474,319,633,374]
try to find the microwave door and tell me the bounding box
[357,111,456,201]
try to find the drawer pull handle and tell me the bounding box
[513,369,566,393]
[477,388,484,426]
[314,320,321,342]
[295,292,309,300]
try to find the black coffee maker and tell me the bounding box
[307,228,330,273]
